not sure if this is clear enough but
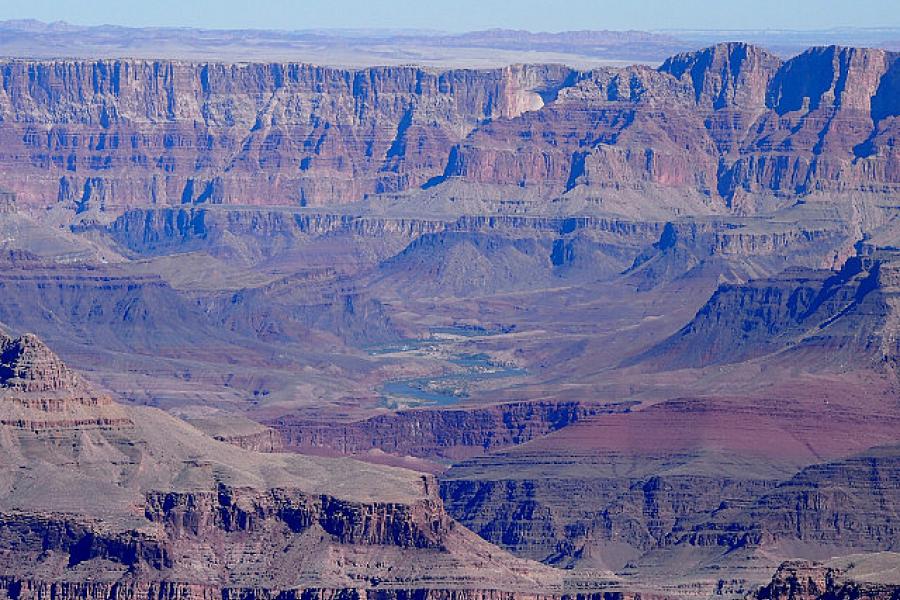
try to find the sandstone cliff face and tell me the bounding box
[209,426,283,452]
[445,45,900,212]
[689,444,900,552]
[0,60,572,209]
[376,228,640,296]
[142,486,449,548]
[99,208,664,299]
[660,43,782,110]
[722,46,900,204]
[1,45,897,214]
[102,207,661,259]
[271,400,633,461]
[1,333,85,394]
[441,467,777,567]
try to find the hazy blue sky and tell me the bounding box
[2,0,898,32]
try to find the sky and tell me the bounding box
[1,0,898,32]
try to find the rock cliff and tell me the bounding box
[638,248,900,369]
[440,396,900,575]
[0,45,897,214]
[272,400,635,461]
[442,44,900,213]
[0,60,571,209]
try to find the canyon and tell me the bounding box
[0,331,593,597]
[0,32,896,600]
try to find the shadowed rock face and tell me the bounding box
[756,558,900,600]
[0,333,83,393]
[440,394,900,567]
[639,249,900,369]
[0,44,897,213]
[660,42,783,109]
[706,445,900,551]
[0,61,573,209]
[431,44,900,212]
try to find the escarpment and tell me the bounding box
[0,44,897,214]
[270,399,636,461]
[143,487,449,547]
[100,207,663,258]
[638,248,900,369]
[437,44,900,212]
[0,36,898,600]
[0,60,573,210]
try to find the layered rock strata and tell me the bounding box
[271,400,635,461]
[756,558,900,600]
[0,333,610,597]
[0,45,897,213]
[639,248,900,369]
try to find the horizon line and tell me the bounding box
[3,18,900,36]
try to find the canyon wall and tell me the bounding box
[0,61,572,209]
[271,400,636,461]
[0,44,897,213]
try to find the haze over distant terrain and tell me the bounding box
[1,19,899,66]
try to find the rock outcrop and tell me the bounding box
[0,191,15,214]
[0,40,898,600]
[187,415,284,452]
[272,400,634,461]
[756,558,900,600]
[0,332,130,429]
[684,444,900,551]
[659,42,782,109]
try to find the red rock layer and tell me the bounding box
[1,45,897,212]
[271,400,635,461]
[449,44,900,211]
[0,61,571,209]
